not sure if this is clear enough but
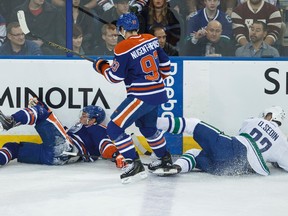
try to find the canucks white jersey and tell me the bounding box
[239,118,288,171]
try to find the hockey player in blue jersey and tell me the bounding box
[0,98,125,168]
[187,0,232,43]
[93,12,178,183]
[157,106,288,176]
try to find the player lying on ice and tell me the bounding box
[157,106,288,176]
[0,98,125,168]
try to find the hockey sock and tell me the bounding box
[0,148,12,165]
[146,130,167,157]
[12,105,52,126]
[174,149,200,173]
[0,142,19,165]
[114,134,138,160]
[157,117,201,135]
[157,117,186,134]
[12,108,38,125]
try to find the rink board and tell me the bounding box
[0,58,287,154]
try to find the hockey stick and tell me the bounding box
[17,10,95,62]
[72,5,126,40]
[73,5,108,24]
[131,133,152,156]
[62,151,126,168]
[62,151,100,160]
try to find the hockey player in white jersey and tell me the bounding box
[157,106,287,176]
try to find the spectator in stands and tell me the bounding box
[237,0,278,6]
[50,0,65,7]
[0,13,6,47]
[231,0,282,46]
[0,0,26,23]
[10,0,59,55]
[81,0,114,15]
[101,0,146,34]
[72,24,85,55]
[235,21,280,57]
[56,0,100,54]
[0,22,42,56]
[235,0,287,55]
[150,26,179,56]
[186,0,233,43]
[141,0,184,47]
[101,0,130,24]
[184,20,235,56]
[91,23,118,56]
[130,0,199,21]
[130,0,235,17]
[185,0,237,18]
[51,0,113,15]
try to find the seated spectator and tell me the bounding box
[231,0,282,46]
[186,0,237,17]
[91,23,118,56]
[72,24,85,55]
[150,26,179,56]
[102,0,130,24]
[0,13,6,47]
[141,0,184,47]
[235,21,280,57]
[184,20,235,56]
[186,0,233,42]
[0,0,26,23]
[130,0,197,19]
[10,0,59,55]
[237,0,278,6]
[236,0,286,55]
[0,22,42,56]
[102,0,146,34]
[56,0,100,54]
[51,0,113,15]
[50,0,65,7]
[82,0,114,14]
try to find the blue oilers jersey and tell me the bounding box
[67,123,112,161]
[186,9,233,40]
[102,33,172,105]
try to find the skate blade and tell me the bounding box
[121,171,148,184]
[152,168,179,176]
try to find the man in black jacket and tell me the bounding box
[10,0,59,55]
[185,20,235,56]
[150,26,179,56]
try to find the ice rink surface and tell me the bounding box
[1,155,288,216]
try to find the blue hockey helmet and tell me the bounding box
[116,12,139,32]
[82,105,106,124]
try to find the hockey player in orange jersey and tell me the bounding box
[93,13,179,183]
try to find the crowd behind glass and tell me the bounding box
[0,0,288,57]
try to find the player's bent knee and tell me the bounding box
[139,127,157,138]
[107,121,125,141]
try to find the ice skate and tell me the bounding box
[148,152,179,176]
[120,158,147,184]
[0,110,17,131]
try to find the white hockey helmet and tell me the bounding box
[261,106,285,126]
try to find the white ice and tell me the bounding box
[1,156,288,216]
